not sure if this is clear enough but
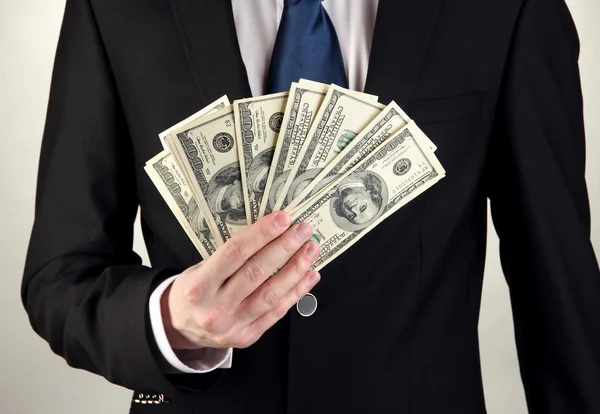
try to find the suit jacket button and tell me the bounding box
[297,293,317,317]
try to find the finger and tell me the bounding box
[248,270,321,336]
[202,211,292,284]
[233,241,320,324]
[221,223,316,308]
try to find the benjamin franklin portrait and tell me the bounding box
[206,162,247,225]
[187,197,215,243]
[330,171,388,231]
[247,148,274,206]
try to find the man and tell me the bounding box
[22,1,600,413]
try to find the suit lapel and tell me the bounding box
[365,0,443,106]
[170,0,252,102]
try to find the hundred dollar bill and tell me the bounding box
[145,150,218,259]
[159,95,230,148]
[279,84,385,211]
[169,105,246,245]
[290,121,445,271]
[233,92,289,224]
[258,82,329,219]
[287,101,410,213]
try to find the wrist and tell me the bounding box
[160,283,200,350]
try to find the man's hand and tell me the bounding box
[160,211,320,350]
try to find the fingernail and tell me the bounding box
[305,242,320,259]
[309,271,320,285]
[295,222,313,239]
[274,211,290,228]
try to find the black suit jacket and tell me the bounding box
[23,0,600,413]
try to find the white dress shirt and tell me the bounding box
[149,0,379,374]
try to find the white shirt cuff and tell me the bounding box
[149,275,233,373]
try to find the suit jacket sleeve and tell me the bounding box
[21,0,221,397]
[487,0,600,412]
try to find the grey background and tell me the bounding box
[1,1,598,412]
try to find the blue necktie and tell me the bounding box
[266,0,348,94]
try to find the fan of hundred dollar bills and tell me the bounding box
[145,79,445,270]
